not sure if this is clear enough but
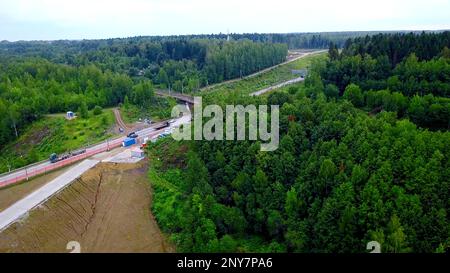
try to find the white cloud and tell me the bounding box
[0,0,449,40]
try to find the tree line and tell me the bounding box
[1,38,289,93]
[318,31,450,130]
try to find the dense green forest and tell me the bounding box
[148,32,450,253]
[0,39,287,151]
[0,30,448,253]
[321,32,450,130]
[1,38,287,89]
[0,31,376,58]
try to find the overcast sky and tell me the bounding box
[0,0,449,41]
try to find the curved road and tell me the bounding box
[200,49,326,92]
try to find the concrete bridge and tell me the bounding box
[155,90,195,104]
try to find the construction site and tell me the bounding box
[0,106,190,253]
[0,160,173,253]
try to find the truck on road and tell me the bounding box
[49,149,86,163]
[154,121,170,130]
[122,137,137,147]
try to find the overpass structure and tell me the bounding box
[155,90,195,104]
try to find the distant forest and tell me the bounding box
[321,31,450,130]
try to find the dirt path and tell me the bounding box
[0,161,174,253]
[113,108,152,134]
[113,108,130,133]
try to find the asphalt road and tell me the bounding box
[249,76,305,96]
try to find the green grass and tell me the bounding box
[121,97,178,124]
[0,109,115,173]
[200,52,327,101]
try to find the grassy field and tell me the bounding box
[200,52,327,101]
[0,109,115,173]
[120,97,178,124]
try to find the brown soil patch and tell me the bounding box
[0,161,174,253]
[13,125,50,153]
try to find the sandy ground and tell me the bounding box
[103,149,145,164]
[0,166,70,212]
[0,161,174,253]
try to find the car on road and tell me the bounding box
[127,132,138,138]
[158,133,170,139]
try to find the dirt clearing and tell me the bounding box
[0,161,174,253]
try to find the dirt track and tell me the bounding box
[113,108,130,133]
[0,161,173,253]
